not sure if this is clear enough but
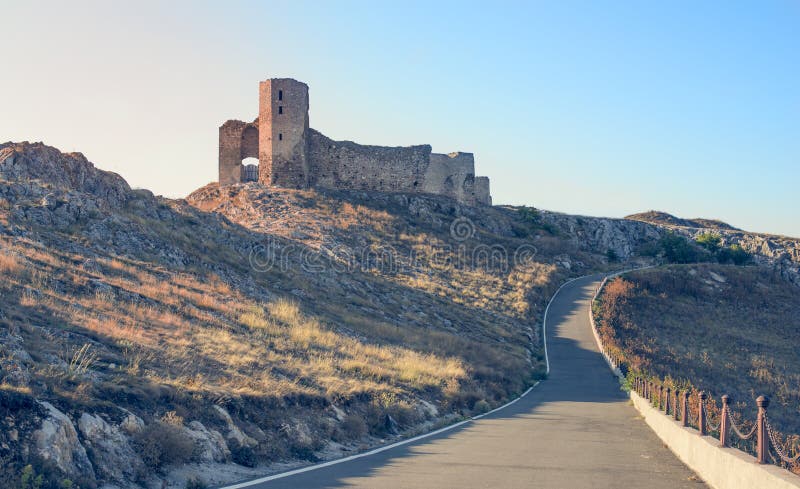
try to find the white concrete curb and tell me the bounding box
[632,391,800,489]
[589,267,800,489]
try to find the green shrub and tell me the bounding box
[695,232,721,252]
[17,463,77,489]
[659,232,702,263]
[517,206,541,224]
[695,233,751,266]
[718,244,751,265]
[516,206,558,236]
[20,466,43,489]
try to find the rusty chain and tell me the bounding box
[765,414,800,465]
[704,408,721,433]
[728,414,757,440]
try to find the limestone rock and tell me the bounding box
[213,405,257,448]
[77,412,144,483]
[33,402,95,483]
[185,421,231,463]
[0,142,131,209]
[119,412,145,435]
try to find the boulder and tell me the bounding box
[212,405,257,448]
[33,402,95,484]
[185,421,231,463]
[77,412,144,483]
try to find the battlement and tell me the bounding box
[218,78,491,205]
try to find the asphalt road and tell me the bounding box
[226,274,705,489]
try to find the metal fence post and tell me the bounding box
[698,391,707,435]
[681,390,689,427]
[720,394,730,447]
[756,395,769,464]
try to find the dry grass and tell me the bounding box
[594,264,800,469]
[0,253,22,275]
[0,184,610,482]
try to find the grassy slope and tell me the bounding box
[0,145,611,486]
[594,264,800,465]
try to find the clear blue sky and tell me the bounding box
[2,1,798,236]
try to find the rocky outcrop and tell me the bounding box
[77,412,145,484]
[33,402,95,485]
[540,211,664,260]
[626,210,740,230]
[540,209,800,287]
[623,210,800,284]
[213,406,257,449]
[672,227,800,287]
[185,421,231,463]
[0,142,131,209]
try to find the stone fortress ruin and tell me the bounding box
[219,78,491,205]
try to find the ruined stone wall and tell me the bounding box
[218,119,258,185]
[474,176,492,205]
[258,79,309,188]
[307,129,431,193]
[423,152,476,204]
[219,78,492,206]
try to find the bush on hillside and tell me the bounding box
[695,232,722,253]
[133,422,196,469]
[659,232,703,263]
[694,232,752,265]
[718,244,751,265]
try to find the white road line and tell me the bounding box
[221,271,607,488]
[221,384,537,488]
[541,274,592,375]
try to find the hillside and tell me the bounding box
[593,265,800,469]
[0,142,621,488]
[620,210,800,287]
[626,210,740,231]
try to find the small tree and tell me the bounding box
[695,232,721,253]
[659,232,700,264]
[20,466,43,489]
[728,244,751,265]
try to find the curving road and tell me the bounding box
[224,274,705,489]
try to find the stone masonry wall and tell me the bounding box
[474,176,492,205]
[423,152,476,204]
[218,119,258,185]
[307,129,431,193]
[219,78,492,206]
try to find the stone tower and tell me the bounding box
[218,78,491,205]
[258,78,309,188]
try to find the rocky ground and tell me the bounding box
[0,142,615,489]
[624,210,800,286]
[1,141,796,488]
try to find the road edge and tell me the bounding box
[220,271,610,488]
